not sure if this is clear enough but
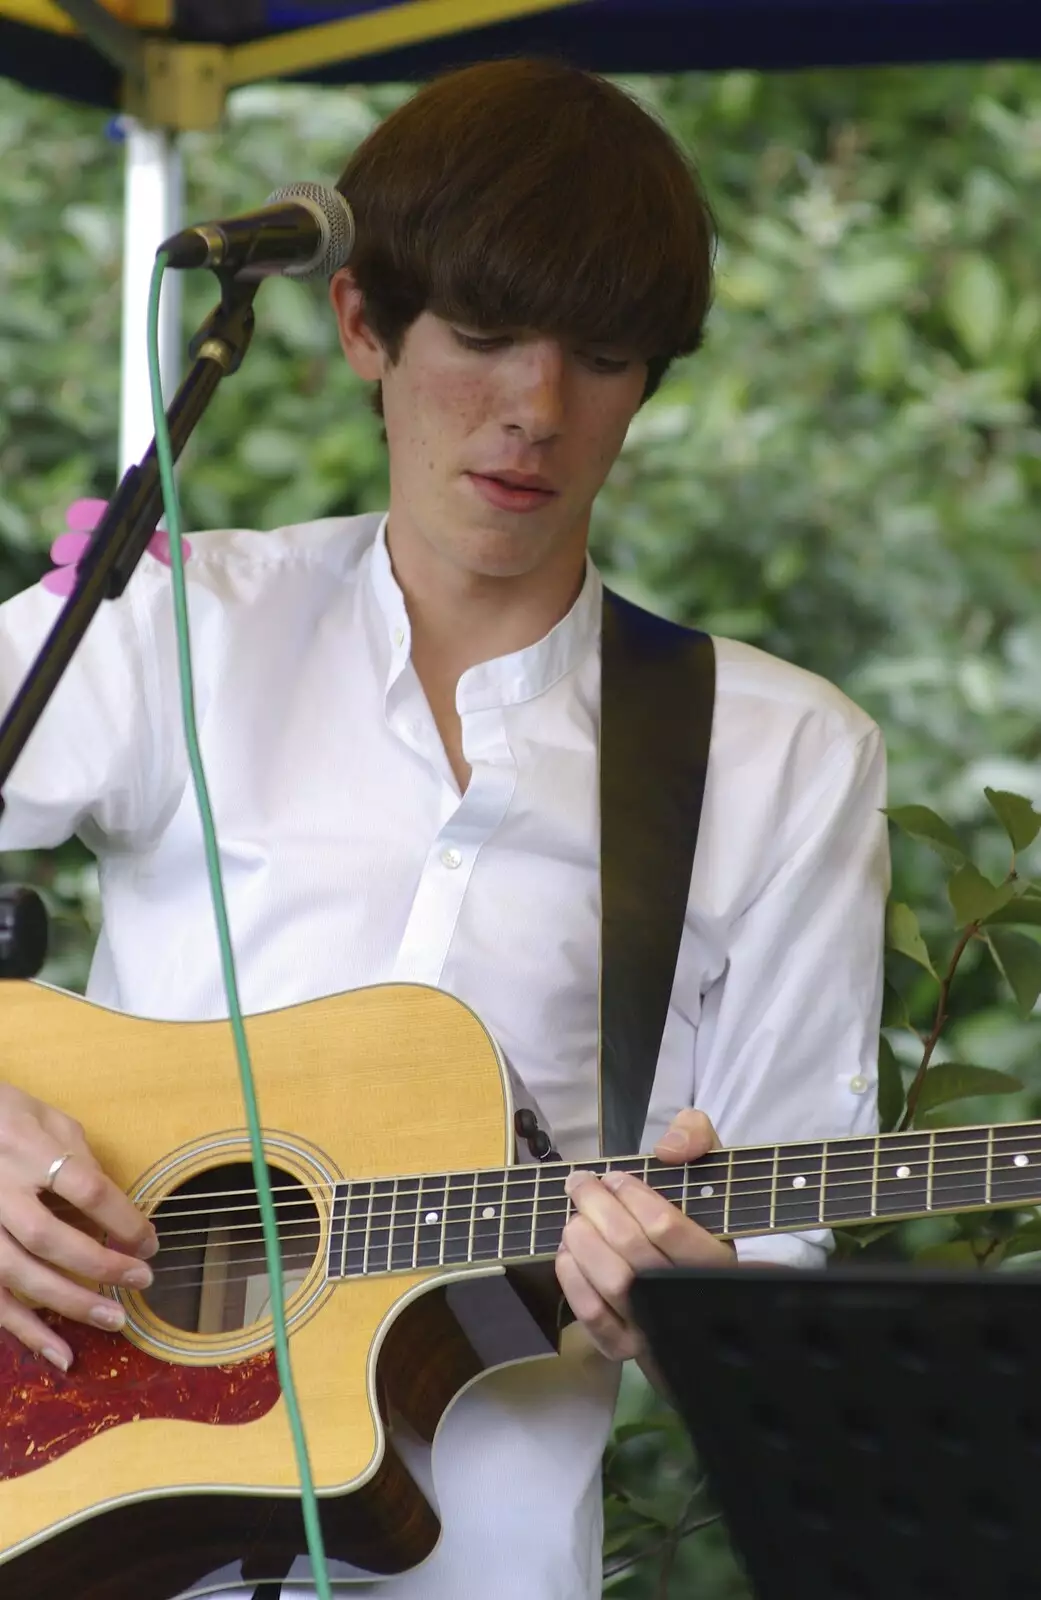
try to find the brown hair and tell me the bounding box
[335,57,715,426]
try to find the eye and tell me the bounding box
[453,330,509,353]
[582,353,632,375]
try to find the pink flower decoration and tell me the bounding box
[42,498,190,596]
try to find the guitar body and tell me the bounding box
[0,980,564,1600]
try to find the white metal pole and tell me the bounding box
[118,119,184,475]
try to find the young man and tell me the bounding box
[0,58,887,1600]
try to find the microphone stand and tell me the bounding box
[0,270,260,978]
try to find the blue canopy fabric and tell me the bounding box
[1,1,1038,111]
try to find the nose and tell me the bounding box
[499,338,566,443]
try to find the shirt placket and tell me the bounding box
[392,701,516,987]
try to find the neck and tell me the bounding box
[324,1119,1041,1283]
[384,516,588,683]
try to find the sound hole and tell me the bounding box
[139,1162,321,1334]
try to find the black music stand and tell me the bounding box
[628,1264,1041,1600]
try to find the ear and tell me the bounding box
[329,268,386,382]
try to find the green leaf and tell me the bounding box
[609,1420,672,1445]
[982,892,1041,927]
[885,902,938,977]
[885,805,967,868]
[881,979,911,1030]
[997,1251,1041,1273]
[913,1240,985,1266]
[947,864,1018,926]
[944,253,1007,360]
[984,928,1041,1016]
[1000,1224,1041,1262]
[984,788,1041,853]
[877,1035,905,1132]
[912,1062,1022,1118]
[837,1221,899,1249]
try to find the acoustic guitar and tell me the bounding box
[0,978,1037,1600]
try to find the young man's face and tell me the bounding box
[331,274,648,585]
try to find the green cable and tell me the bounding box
[147,253,334,1600]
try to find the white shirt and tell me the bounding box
[0,512,888,1599]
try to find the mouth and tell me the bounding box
[466,473,559,513]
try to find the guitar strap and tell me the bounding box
[597,588,716,1157]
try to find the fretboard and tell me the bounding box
[325,1121,1041,1281]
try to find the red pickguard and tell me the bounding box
[0,1315,280,1481]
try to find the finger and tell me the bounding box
[0,1190,154,1289]
[555,1246,637,1362]
[0,1284,74,1372]
[601,1169,736,1264]
[566,1171,674,1271]
[43,1150,157,1262]
[653,1107,721,1161]
[561,1211,669,1319]
[0,1229,127,1333]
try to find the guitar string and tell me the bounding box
[126,1167,1041,1282]
[116,1165,1041,1297]
[114,1126,1041,1225]
[131,1153,1041,1261]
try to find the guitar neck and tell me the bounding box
[326,1120,1041,1282]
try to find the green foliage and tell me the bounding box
[3,59,1041,1600]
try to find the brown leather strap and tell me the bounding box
[598,589,716,1157]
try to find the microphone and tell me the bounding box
[159,183,355,280]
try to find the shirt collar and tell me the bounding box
[366,512,602,710]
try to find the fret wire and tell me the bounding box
[411,1173,422,1270]
[724,1148,733,1234]
[386,1177,397,1273]
[681,1150,690,1220]
[363,1180,374,1275]
[769,1144,779,1230]
[467,1171,478,1264]
[497,1169,507,1262]
[926,1131,934,1212]
[818,1141,828,1226]
[529,1165,540,1258]
[340,1180,350,1279]
[438,1174,449,1267]
[871,1134,879,1218]
[986,1127,994,1206]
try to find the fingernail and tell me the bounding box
[565,1170,595,1196]
[90,1303,126,1331]
[135,1234,159,1260]
[601,1170,625,1192]
[656,1132,687,1152]
[42,1345,69,1372]
[122,1264,153,1290]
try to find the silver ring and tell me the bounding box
[44,1152,74,1192]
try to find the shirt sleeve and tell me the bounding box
[0,577,166,855]
[693,723,889,1269]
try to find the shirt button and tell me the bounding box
[849,1075,869,1094]
[392,627,405,647]
[440,846,462,870]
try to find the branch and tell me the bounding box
[897,919,979,1131]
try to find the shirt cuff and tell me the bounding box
[734,1230,830,1270]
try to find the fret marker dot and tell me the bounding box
[424,1211,440,1225]
[700,1184,714,1198]
[895,1166,911,1180]
[792,1176,806,1190]
[482,1206,496,1220]
[1015,1154,1030,1169]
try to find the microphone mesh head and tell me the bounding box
[265,182,355,278]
